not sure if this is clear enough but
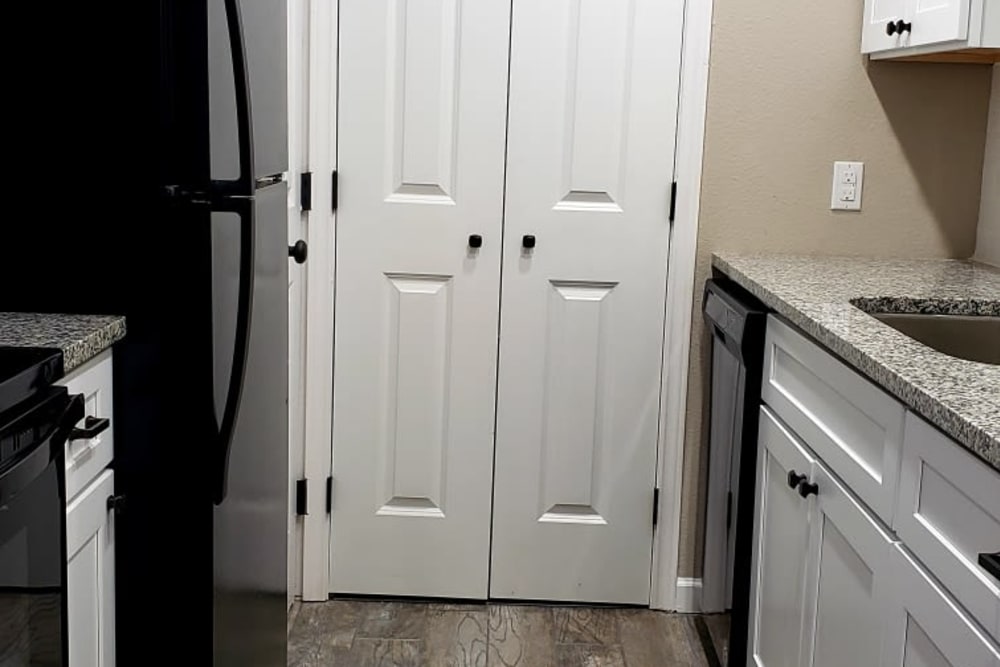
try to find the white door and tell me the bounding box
[908,0,972,49]
[803,461,894,667]
[489,0,684,605]
[331,0,511,598]
[66,470,115,667]
[748,408,815,667]
[862,0,909,53]
[882,545,1000,667]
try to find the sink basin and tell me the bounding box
[871,313,1000,365]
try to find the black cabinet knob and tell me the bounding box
[288,240,308,264]
[469,234,483,249]
[886,19,911,35]
[107,494,126,514]
[797,480,819,498]
[787,470,808,490]
[522,234,536,249]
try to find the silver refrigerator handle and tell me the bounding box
[211,0,255,198]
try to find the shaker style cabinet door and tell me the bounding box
[801,461,895,667]
[67,470,115,667]
[331,0,512,598]
[489,0,685,604]
[747,408,816,667]
[881,545,1000,667]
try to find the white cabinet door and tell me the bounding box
[908,0,972,49]
[66,469,115,667]
[489,0,684,604]
[803,461,895,667]
[882,545,1000,667]
[748,408,816,667]
[331,0,511,598]
[863,0,910,52]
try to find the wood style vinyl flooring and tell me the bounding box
[288,599,725,667]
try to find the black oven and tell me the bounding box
[0,386,83,666]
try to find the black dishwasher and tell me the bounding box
[702,278,768,667]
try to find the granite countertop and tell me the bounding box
[0,313,126,373]
[712,254,1000,471]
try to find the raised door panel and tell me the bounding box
[332,0,511,598]
[804,461,895,667]
[66,470,115,667]
[490,0,684,605]
[863,0,910,52]
[748,408,816,667]
[882,545,1000,667]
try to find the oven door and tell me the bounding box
[0,388,82,666]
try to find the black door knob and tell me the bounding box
[787,470,808,490]
[797,480,819,498]
[288,240,308,264]
[886,20,898,35]
[522,234,536,249]
[469,234,483,249]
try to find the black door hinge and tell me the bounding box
[726,491,733,532]
[300,172,313,211]
[652,487,660,527]
[296,479,308,516]
[325,476,333,514]
[331,170,338,213]
[668,181,678,222]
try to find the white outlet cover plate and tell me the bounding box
[831,161,864,211]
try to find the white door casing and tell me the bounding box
[330,0,511,598]
[489,0,684,604]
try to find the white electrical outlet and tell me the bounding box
[831,161,864,211]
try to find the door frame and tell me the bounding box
[298,0,717,608]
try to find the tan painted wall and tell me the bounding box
[976,66,1000,267]
[677,3,993,579]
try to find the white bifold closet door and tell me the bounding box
[330,0,511,598]
[489,0,684,604]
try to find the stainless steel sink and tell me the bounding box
[871,313,1000,365]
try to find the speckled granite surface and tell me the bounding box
[712,254,1000,471]
[0,313,126,372]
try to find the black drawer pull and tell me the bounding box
[797,480,819,498]
[787,470,808,490]
[980,552,1000,581]
[70,416,110,440]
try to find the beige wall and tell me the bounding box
[677,2,993,578]
[976,66,1000,267]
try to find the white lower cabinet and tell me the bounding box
[751,318,1000,667]
[749,407,895,667]
[66,464,116,667]
[882,545,1000,667]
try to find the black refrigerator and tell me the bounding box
[1,1,290,664]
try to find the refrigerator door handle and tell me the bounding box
[212,196,255,505]
[212,0,255,198]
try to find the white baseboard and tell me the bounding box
[674,577,703,613]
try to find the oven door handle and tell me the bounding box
[0,393,83,505]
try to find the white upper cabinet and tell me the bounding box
[862,0,1000,61]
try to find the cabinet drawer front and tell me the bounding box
[60,351,114,501]
[882,545,1000,667]
[896,413,1000,640]
[762,316,904,524]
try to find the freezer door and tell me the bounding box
[209,0,288,182]
[210,182,289,666]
